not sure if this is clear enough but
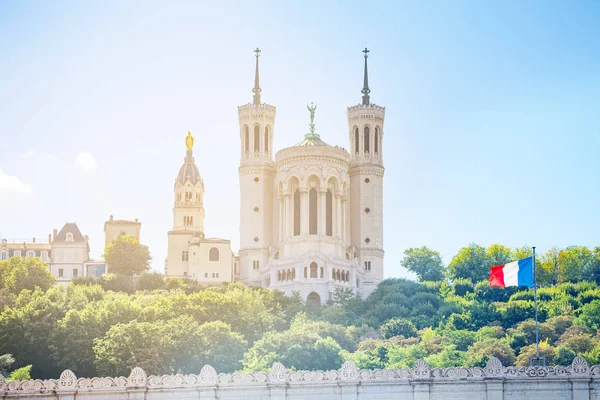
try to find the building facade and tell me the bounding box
[165,133,235,285]
[0,222,107,283]
[104,215,141,248]
[237,49,385,304]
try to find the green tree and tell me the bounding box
[7,365,31,381]
[103,236,151,277]
[515,340,557,366]
[577,300,600,330]
[400,247,445,282]
[538,247,560,285]
[136,272,166,291]
[448,243,490,283]
[0,353,15,376]
[380,318,418,339]
[94,316,246,376]
[0,256,55,294]
[583,246,600,284]
[558,246,593,283]
[466,338,516,367]
[487,244,512,267]
[554,346,576,365]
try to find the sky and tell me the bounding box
[1,1,599,278]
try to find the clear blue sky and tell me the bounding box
[1,1,599,278]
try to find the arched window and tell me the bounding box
[254,125,260,153]
[307,292,321,306]
[326,190,333,236]
[332,269,336,279]
[190,216,193,225]
[182,251,189,261]
[66,232,74,242]
[304,267,307,278]
[282,270,287,280]
[278,271,281,281]
[320,267,324,278]
[264,127,269,153]
[354,127,359,154]
[209,247,219,261]
[244,126,249,153]
[336,270,341,281]
[375,127,380,154]
[364,126,370,154]
[293,190,301,236]
[1,251,8,260]
[310,262,318,278]
[292,269,295,280]
[309,188,318,234]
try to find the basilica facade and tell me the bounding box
[166,49,385,303]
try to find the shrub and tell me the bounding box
[554,346,576,365]
[380,318,418,339]
[515,340,557,366]
[466,339,516,367]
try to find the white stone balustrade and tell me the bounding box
[1,357,599,399]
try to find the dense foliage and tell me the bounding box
[0,243,599,379]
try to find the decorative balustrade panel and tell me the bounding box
[1,357,599,399]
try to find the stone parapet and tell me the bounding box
[2,357,598,399]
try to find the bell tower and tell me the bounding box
[348,48,385,296]
[238,48,276,286]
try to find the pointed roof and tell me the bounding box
[361,47,371,105]
[253,47,262,105]
[54,223,86,242]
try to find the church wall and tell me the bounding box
[166,233,191,277]
[187,241,234,283]
[2,358,597,400]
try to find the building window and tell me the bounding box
[364,261,371,271]
[234,263,238,273]
[264,127,269,153]
[73,251,78,261]
[254,125,260,152]
[205,272,208,278]
[66,232,74,242]
[253,260,260,270]
[26,250,35,258]
[209,247,219,261]
[41,250,48,260]
[182,251,189,261]
[58,250,64,261]
[0,251,7,260]
[58,269,64,278]
[354,127,359,154]
[293,189,301,236]
[326,190,333,236]
[244,126,249,153]
[73,269,79,278]
[14,250,22,257]
[310,262,318,278]
[375,127,380,154]
[309,188,318,234]
[364,126,370,154]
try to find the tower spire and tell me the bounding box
[361,47,371,105]
[253,47,262,105]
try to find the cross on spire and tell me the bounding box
[361,47,371,105]
[253,47,262,105]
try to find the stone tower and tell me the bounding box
[348,48,385,297]
[238,48,276,286]
[166,133,205,277]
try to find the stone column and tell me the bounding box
[485,380,503,400]
[285,192,292,238]
[300,188,309,235]
[278,195,284,242]
[319,188,327,235]
[336,193,342,240]
[412,382,430,400]
[571,379,591,400]
[341,196,347,244]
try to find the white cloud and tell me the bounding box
[0,170,33,193]
[76,152,98,172]
[20,149,36,159]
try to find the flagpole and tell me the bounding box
[533,246,539,359]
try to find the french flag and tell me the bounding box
[489,257,534,288]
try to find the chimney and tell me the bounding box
[53,229,57,240]
[48,233,52,243]
[33,237,36,243]
[110,215,114,221]
[135,218,138,222]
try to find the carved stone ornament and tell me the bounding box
[127,367,147,387]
